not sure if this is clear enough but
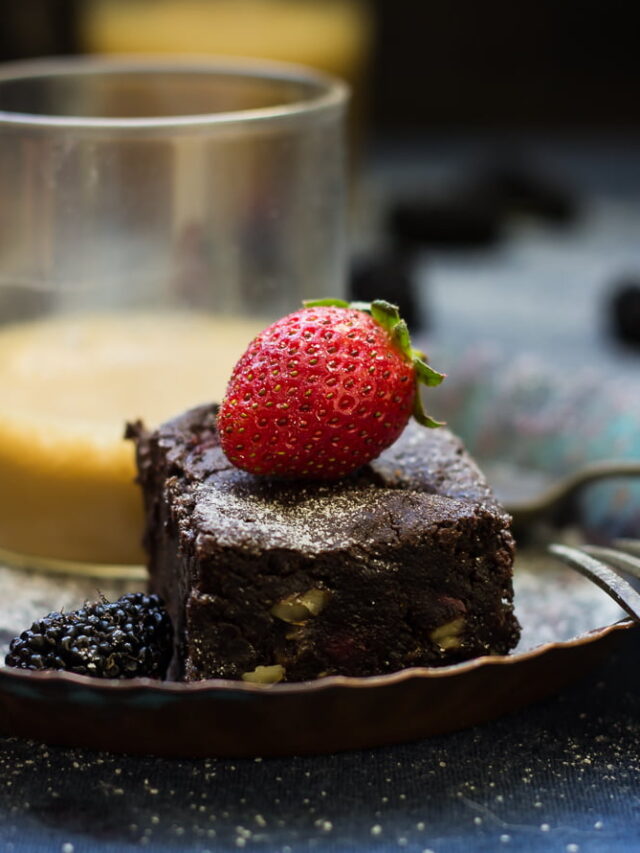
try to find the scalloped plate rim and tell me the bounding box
[0,617,634,696]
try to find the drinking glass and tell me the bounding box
[0,56,348,571]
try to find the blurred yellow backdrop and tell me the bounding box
[81,0,372,137]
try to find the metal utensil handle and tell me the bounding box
[549,543,640,622]
[509,460,640,524]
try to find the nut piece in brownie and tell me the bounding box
[130,404,519,682]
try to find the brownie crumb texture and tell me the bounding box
[132,405,520,682]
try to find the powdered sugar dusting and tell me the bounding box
[192,473,466,554]
[194,480,382,552]
[371,420,501,511]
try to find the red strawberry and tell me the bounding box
[218,298,445,479]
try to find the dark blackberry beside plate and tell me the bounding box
[5,592,172,679]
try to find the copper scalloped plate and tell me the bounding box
[0,551,635,757]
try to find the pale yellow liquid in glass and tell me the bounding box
[0,313,263,566]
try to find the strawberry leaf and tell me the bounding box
[303,298,350,308]
[391,319,412,358]
[414,357,446,387]
[413,391,446,428]
[370,300,401,332]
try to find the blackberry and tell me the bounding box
[5,593,172,679]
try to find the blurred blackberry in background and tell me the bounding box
[386,162,577,255]
[5,593,172,679]
[609,279,640,347]
[387,188,502,250]
[349,250,421,330]
[475,164,578,224]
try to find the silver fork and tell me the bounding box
[549,539,640,621]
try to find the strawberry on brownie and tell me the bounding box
[218,299,444,479]
[130,300,519,682]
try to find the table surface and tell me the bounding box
[2,135,640,853]
[1,628,639,853]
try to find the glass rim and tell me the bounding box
[0,55,349,131]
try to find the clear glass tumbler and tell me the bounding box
[0,56,348,572]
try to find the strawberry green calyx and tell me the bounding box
[302,298,446,428]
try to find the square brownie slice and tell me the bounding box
[130,404,519,682]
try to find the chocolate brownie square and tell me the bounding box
[130,405,519,682]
